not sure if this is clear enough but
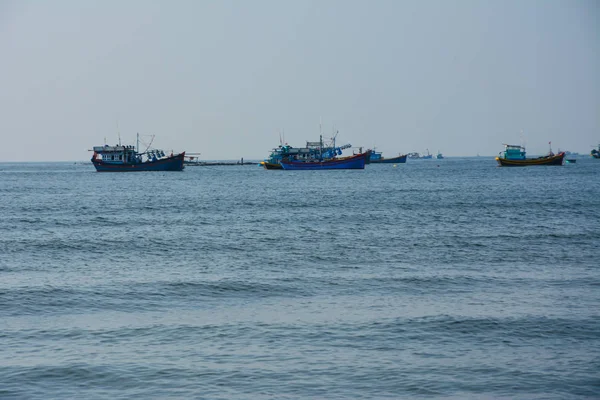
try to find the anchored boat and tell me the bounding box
[91,134,185,172]
[261,133,352,170]
[279,151,368,170]
[495,144,564,167]
[407,149,432,159]
[369,149,407,164]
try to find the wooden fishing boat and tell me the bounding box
[369,150,407,164]
[262,133,352,170]
[279,152,368,170]
[91,134,185,172]
[495,144,564,167]
[407,149,432,159]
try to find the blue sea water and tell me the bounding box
[0,158,599,399]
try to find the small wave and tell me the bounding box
[0,280,310,316]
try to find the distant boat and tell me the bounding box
[91,134,185,172]
[261,134,352,170]
[495,144,564,167]
[279,152,368,170]
[407,149,432,159]
[591,144,600,159]
[436,151,444,159]
[369,150,407,164]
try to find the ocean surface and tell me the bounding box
[1,157,599,399]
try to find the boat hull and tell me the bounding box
[279,152,367,170]
[92,153,185,172]
[371,154,407,164]
[260,161,283,170]
[496,152,565,167]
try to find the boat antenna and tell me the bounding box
[520,129,526,149]
[137,132,140,153]
[332,128,338,151]
[117,120,121,146]
[140,134,155,154]
[319,117,322,137]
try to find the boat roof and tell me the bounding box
[93,145,136,152]
[502,144,525,150]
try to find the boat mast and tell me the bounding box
[320,135,323,160]
[319,118,323,160]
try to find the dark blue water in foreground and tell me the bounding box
[1,158,599,399]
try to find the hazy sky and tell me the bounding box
[1,0,598,161]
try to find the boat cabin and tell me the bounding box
[92,145,141,164]
[501,144,526,160]
[369,150,383,161]
[266,141,349,163]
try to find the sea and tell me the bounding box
[0,157,599,400]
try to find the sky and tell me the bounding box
[0,0,598,161]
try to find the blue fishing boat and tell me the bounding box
[91,134,185,172]
[369,149,407,164]
[261,134,352,170]
[279,151,368,170]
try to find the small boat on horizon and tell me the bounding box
[407,149,433,159]
[422,149,433,159]
[591,144,600,159]
[369,149,407,164]
[91,134,185,172]
[495,143,564,167]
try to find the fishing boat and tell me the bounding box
[407,149,432,159]
[495,144,564,167]
[560,149,577,164]
[91,134,185,172]
[261,133,352,170]
[279,151,368,170]
[591,144,600,159]
[369,149,407,164]
[436,151,444,159]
